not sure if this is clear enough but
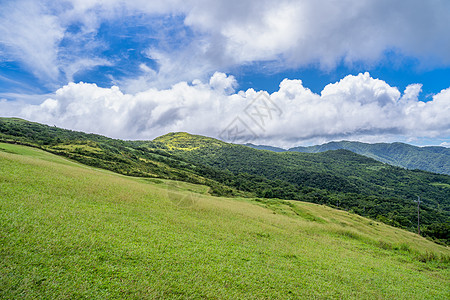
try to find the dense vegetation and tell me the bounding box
[1,118,449,244]
[1,143,449,298]
[246,140,450,175]
[0,118,239,197]
[154,133,450,244]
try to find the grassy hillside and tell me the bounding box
[1,143,449,299]
[289,141,450,175]
[154,133,450,242]
[0,118,240,197]
[1,118,449,244]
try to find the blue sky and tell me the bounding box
[0,0,449,147]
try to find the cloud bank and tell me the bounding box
[1,72,449,147]
[1,1,449,146]
[1,0,449,91]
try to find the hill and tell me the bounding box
[1,118,449,244]
[288,141,450,175]
[154,132,450,240]
[1,142,449,298]
[0,118,241,197]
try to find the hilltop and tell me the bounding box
[1,142,449,298]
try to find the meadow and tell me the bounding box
[1,142,449,299]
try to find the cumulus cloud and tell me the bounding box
[1,72,449,147]
[209,72,237,93]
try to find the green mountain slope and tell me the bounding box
[0,118,240,197]
[1,118,449,243]
[1,143,449,298]
[155,132,450,242]
[289,141,450,175]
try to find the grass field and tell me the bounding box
[1,142,449,299]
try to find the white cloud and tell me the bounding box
[0,0,116,88]
[1,0,449,91]
[104,0,450,91]
[1,72,449,147]
[209,72,237,93]
[62,58,112,82]
[182,0,450,69]
[0,0,64,84]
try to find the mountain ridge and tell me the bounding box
[244,140,450,175]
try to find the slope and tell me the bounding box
[1,118,449,243]
[1,143,449,299]
[0,117,240,197]
[155,133,450,242]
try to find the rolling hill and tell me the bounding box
[154,132,450,239]
[1,142,449,298]
[1,118,449,244]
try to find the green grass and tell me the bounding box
[1,143,449,299]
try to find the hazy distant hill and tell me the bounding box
[243,143,286,152]
[246,141,450,175]
[289,141,450,175]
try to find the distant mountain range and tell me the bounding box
[244,141,450,175]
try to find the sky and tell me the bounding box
[0,0,449,148]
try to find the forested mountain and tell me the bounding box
[247,141,450,175]
[1,118,449,244]
[290,141,450,175]
[156,133,449,222]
